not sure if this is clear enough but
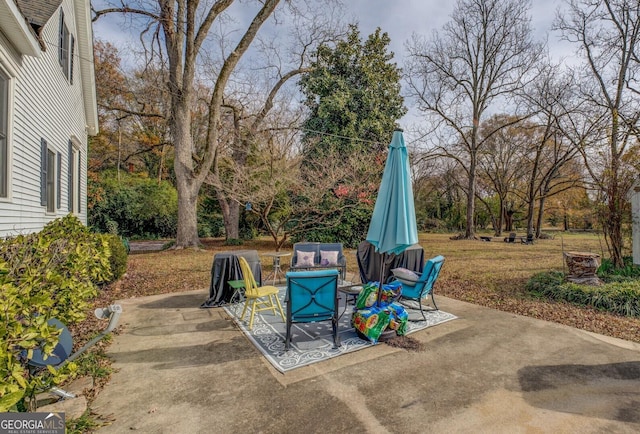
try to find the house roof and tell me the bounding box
[0,0,98,135]
[15,0,62,29]
[73,0,98,135]
[0,0,41,56]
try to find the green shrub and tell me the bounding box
[88,171,178,238]
[297,203,371,249]
[0,215,113,411]
[526,271,640,317]
[525,271,565,296]
[597,256,640,279]
[103,234,128,282]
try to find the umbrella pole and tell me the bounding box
[377,253,386,306]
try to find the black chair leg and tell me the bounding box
[332,317,340,348]
[285,320,292,350]
[418,298,427,321]
[430,292,439,311]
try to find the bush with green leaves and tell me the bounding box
[88,170,178,238]
[0,215,114,411]
[597,256,640,279]
[296,203,371,249]
[103,234,128,281]
[526,271,640,317]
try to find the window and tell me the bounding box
[68,141,80,213]
[0,70,7,198]
[58,9,74,83]
[40,139,57,213]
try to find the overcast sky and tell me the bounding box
[345,0,573,62]
[92,0,576,140]
[338,0,576,135]
[94,0,572,61]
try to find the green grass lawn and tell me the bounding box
[418,232,604,289]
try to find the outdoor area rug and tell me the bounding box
[223,287,457,373]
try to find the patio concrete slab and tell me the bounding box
[91,289,640,433]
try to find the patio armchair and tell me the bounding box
[394,255,445,321]
[285,269,340,350]
[238,257,285,330]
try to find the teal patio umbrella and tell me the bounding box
[366,129,418,285]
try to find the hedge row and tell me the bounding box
[0,215,127,411]
[526,271,640,317]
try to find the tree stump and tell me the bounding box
[563,251,602,286]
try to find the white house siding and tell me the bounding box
[0,0,89,237]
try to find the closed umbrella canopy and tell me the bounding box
[366,129,418,256]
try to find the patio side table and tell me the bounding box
[264,252,291,285]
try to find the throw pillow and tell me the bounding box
[320,250,339,266]
[295,250,315,267]
[391,267,420,286]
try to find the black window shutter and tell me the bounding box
[56,151,61,209]
[69,35,75,84]
[40,138,47,206]
[68,141,73,211]
[77,150,82,214]
[58,10,64,66]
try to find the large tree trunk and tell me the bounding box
[465,151,477,238]
[496,198,505,236]
[173,101,201,248]
[175,180,200,247]
[505,209,515,232]
[525,177,536,236]
[536,196,546,238]
[525,199,535,236]
[222,133,250,240]
[465,175,475,238]
[222,200,241,239]
[606,163,624,267]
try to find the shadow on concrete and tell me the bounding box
[518,361,640,423]
[139,293,207,309]
[112,335,253,369]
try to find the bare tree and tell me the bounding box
[92,41,171,178]
[555,0,640,266]
[518,63,582,238]
[205,9,344,240]
[214,136,368,249]
[406,0,542,239]
[476,115,530,235]
[93,0,324,248]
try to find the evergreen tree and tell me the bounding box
[297,25,406,245]
[300,25,406,160]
